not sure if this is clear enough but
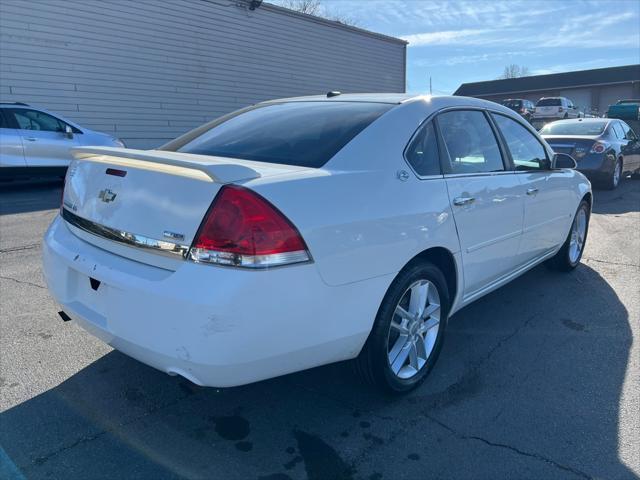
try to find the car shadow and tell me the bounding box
[0,179,63,215]
[591,178,640,215]
[0,267,634,479]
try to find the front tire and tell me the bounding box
[354,262,449,393]
[546,200,590,271]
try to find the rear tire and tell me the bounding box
[602,159,622,190]
[546,200,590,271]
[354,261,449,394]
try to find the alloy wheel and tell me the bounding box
[387,280,441,379]
[569,206,587,264]
[613,161,621,188]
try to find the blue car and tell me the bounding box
[541,118,640,189]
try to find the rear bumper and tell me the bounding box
[576,153,616,181]
[42,216,392,387]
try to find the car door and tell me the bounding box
[618,121,640,172]
[4,108,79,168]
[0,108,26,168]
[491,113,574,263]
[436,109,525,298]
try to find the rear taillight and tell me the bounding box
[189,185,311,268]
[590,141,607,154]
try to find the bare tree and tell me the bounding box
[277,0,321,16]
[275,0,359,26]
[498,64,530,79]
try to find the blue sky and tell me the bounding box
[317,0,640,94]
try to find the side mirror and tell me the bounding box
[64,124,74,139]
[553,153,577,169]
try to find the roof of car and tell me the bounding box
[258,93,515,109]
[259,93,416,104]
[257,94,519,120]
[548,118,610,124]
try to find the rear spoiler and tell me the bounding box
[71,147,261,183]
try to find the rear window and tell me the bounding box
[540,121,607,136]
[173,102,393,168]
[503,100,522,108]
[536,98,562,106]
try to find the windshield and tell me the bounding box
[540,121,607,136]
[172,102,393,168]
[536,98,562,106]
[503,100,522,108]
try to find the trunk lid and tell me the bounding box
[62,147,305,269]
[542,136,598,156]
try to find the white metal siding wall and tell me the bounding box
[0,0,406,148]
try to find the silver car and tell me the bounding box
[0,103,125,178]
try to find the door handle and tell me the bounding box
[453,196,475,206]
[25,137,37,142]
[526,188,539,196]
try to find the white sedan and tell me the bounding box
[42,94,591,393]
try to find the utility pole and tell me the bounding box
[429,76,432,95]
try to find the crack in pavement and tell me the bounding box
[0,275,46,290]
[475,312,538,369]
[0,243,41,254]
[583,257,639,268]
[425,414,592,479]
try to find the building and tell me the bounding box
[0,0,406,148]
[454,64,640,116]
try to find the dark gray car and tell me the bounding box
[541,118,640,189]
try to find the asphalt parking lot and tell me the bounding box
[1,178,639,480]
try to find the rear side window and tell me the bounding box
[437,110,504,174]
[612,123,625,139]
[173,102,393,168]
[0,110,6,129]
[492,114,549,170]
[536,98,562,107]
[405,121,441,176]
[621,122,638,140]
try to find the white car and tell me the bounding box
[42,94,592,393]
[533,97,582,122]
[0,103,125,178]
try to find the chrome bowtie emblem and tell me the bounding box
[98,189,117,203]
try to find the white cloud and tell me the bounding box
[413,51,529,67]
[401,29,494,46]
[531,57,639,75]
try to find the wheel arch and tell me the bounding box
[402,246,459,310]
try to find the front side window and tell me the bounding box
[492,114,549,170]
[7,108,66,132]
[437,110,504,174]
[405,121,441,176]
[173,101,393,168]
